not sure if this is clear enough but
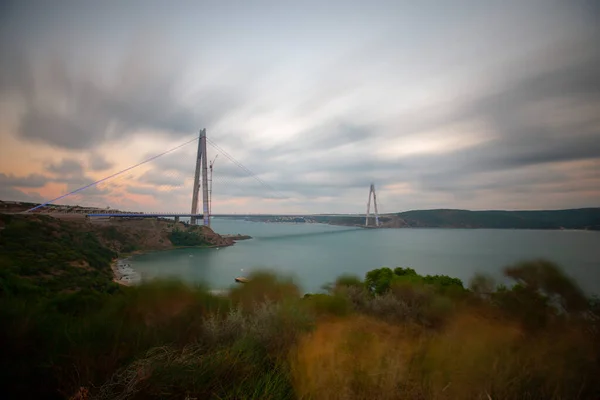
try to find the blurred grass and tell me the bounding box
[1,213,599,399]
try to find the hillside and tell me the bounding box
[395,208,600,230]
[0,214,234,296]
[1,214,599,399]
[222,208,600,229]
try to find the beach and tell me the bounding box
[111,257,141,286]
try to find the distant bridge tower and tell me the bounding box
[191,129,210,226]
[365,183,380,227]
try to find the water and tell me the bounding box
[130,218,600,294]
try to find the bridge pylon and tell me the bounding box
[365,183,380,227]
[191,129,210,226]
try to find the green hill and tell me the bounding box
[397,208,600,230]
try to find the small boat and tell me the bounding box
[235,277,249,283]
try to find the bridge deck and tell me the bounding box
[85,213,362,218]
[86,213,203,218]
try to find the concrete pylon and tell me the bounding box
[190,129,210,226]
[365,183,380,227]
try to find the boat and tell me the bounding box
[235,277,249,283]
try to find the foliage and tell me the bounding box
[365,266,464,297]
[365,267,396,295]
[0,215,598,399]
[0,215,118,302]
[168,229,209,247]
[399,208,600,229]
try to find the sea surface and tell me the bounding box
[130,218,600,294]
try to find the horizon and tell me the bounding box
[2,198,598,215]
[1,1,599,214]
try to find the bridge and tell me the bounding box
[22,129,382,227]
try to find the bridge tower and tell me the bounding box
[365,183,380,227]
[191,129,210,226]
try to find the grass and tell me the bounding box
[1,215,599,399]
[2,266,599,399]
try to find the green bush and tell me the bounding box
[304,293,352,317]
[1,214,598,400]
[168,229,209,247]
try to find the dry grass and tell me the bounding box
[291,311,599,400]
[417,313,523,399]
[291,316,417,400]
[3,266,599,399]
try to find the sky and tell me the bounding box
[0,0,599,214]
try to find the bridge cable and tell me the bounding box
[26,135,200,212]
[206,138,287,199]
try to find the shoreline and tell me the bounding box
[111,257,141,286]
[109,242,241,286]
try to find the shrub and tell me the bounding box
[365,267,395,295]
[168,230,208,247]
[304,293,352,317]
[229,271,300,309]
[504,259,588,314]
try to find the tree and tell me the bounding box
[365,268,395,295]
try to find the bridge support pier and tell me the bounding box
[190,129,210,226]
[366,183,380,227]
[174,216,180,223]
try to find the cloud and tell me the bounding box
[0,186,45,203]
[89,153,114,171]
[46,158,85,176]
[0,0,599,212]
[127,186,161,196]
[0,38,243,150]
[0,172,49,188]
[138,169,186,187]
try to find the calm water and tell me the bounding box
[130,219,600,294]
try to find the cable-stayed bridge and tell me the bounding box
[23,129,381,227]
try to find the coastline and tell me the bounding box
[109,241,245,286]
[111,257,141,286]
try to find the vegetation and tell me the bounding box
[225,208,600,229]
[398,208,600,229]
[168,228,210,247]
[1,214,599,399]
[0,214,119,300]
